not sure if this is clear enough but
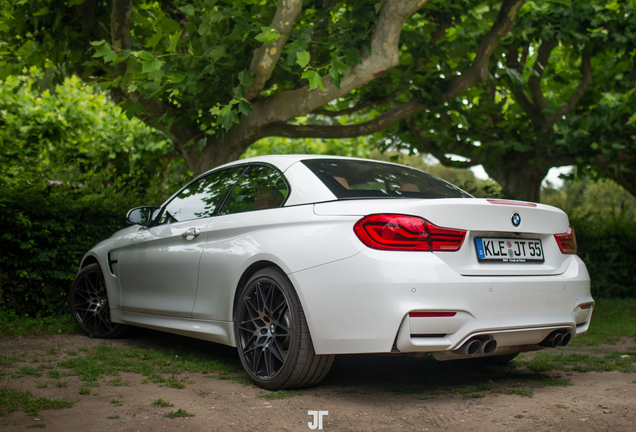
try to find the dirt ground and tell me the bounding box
[1,330,635,432]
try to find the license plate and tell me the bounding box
[475,238,544,263]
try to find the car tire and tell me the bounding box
[69,263,128,339]
[235,268,334,390]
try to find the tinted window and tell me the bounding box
[219,165,288,215]
[159,167,245,224]
[302,159,471,199]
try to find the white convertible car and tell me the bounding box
[71,155,593,389]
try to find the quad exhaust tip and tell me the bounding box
[539,330,571,348]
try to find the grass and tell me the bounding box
[26,424,46,428]
[518,351,636,373]
[55,342,240,388]
[0,312,79,338]
[55,381,68,388]
[110,399,123,407]
[47,370,61,380]
[78,387,91,395]
[0,387,74,416]
[106,415,120,420]
[164,408,194,419]
[152,398,173,407]
[257,390,302,400]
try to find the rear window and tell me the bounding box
[302,159,471,199]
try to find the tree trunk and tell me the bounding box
[483,153,552,202]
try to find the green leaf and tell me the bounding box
[627,112,636,126]
[33,7,49,17]
[206,46,225,61]
[168,31,182,52]
[505,68,525,85]
[198,20,211,36]
[237,99,253,116]
[255,27,280,45]
[145,32,164,49]
[296,50,311,68]
[238,70,253,87]
[302,70,324,91]
[92,44,113,58]
[219,108,239,131]
[179,5,196,16]
[138,51,154,61]
[170,73,186,84]
[67,0,85,6]
[605,1,620,11]
[159,17,181,34]
[15,40,36,57]
[142,58,165,74]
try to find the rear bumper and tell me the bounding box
[290,250,592,355]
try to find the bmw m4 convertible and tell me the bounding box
[71,155,593,389]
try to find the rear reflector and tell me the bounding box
[409,312,457,318]
[554,226,577,254]
[353,214,466,251]
[580,303,592,310]
[487,199,537,207]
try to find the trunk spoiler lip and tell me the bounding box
[486,199,537,208]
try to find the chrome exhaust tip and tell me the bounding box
[480,339,498,355]
[458,338,483,356]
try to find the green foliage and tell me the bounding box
[572,218,636,298]
[0,180,135,316]
[542,177,636,223]
[0,74,188,201]
[243,136,373,159]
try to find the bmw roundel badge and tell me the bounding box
[511,213,521,227]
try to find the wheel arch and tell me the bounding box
[80,254,100,269]
[232,260,288,323]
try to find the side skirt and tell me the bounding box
[110,310,236,347]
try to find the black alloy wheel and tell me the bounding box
[235,268,334,390]
[69,263,127,339]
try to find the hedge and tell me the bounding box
[572,218,636,299]
[0,181,135,316]
[0,181,634,317]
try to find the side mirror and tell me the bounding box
[126,206,158,226]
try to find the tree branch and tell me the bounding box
[406,117,487,168]
[244,0,303,101]
[528,38,557,112]
[245,0,427,129]
[260,98,424,139]
[312,88,404,117]
[441,0,525,103]
[550,53,592,121]
[111,0,132,77]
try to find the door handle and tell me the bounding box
[181,227,201,239]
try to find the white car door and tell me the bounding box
[117,166,246,317]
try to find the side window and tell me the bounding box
[159,167,245,224]
[219,165,288,215]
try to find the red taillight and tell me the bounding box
[353,214,466,252]
[554,226,577,254]
[409,312,457,317]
